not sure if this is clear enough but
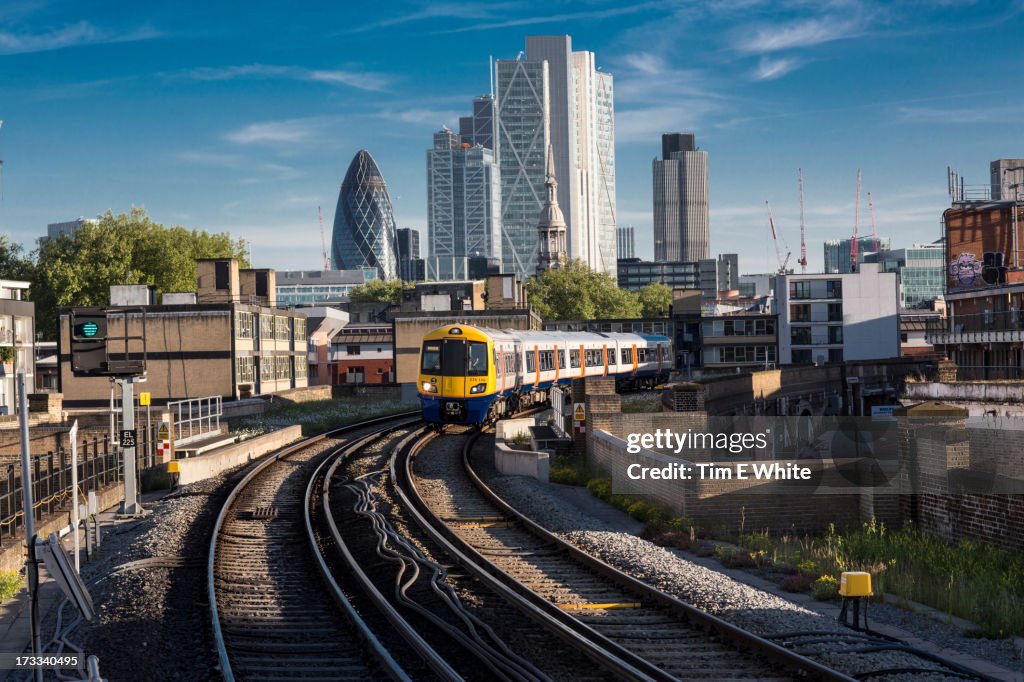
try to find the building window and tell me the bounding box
[790,281,811,299]
[828,348,844,363]
[235,356,255,384]
[790,304,811,322]
[275,316,289,341]
[791,327,812,345]
[294,356,307,379]
[260,355,274,380]
[828,325,843,344]
[828,303,842,322]
[792,349,813,364]
[260,314,273,339]
[235,311,254,339]
[900,333,908,343]
[347,345,361,355]
[293,318,306,341]
[827,280,843,298]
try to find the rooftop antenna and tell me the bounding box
[798,168,807,273]
[489,55,494,98]
[850,168,861,273]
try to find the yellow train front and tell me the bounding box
[418,324,500,425]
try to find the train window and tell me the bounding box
[442,339,466,376]
[468,342,488,376]
[637,348,648,362]
[585,349,602,367]
[621,348,631,364]
[539,350,554,371]
[570,349,581,368]
[421,342,442,373]
[526,352,535,373]
[558,350,565,369]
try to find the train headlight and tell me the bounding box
[469,383,486,394]
[422,382,437,393]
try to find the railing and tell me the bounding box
[953,365,1024,381]
[550,386,570,438]
[0,437,120,547]
[167,395,223,444]
[939,310,1024,335]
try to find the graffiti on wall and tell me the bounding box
[949,252,1008,287]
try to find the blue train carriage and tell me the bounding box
[418,324,672,426]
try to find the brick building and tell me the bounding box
[331,325,393,384]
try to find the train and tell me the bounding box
[418,323,672,425]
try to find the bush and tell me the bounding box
[0,571,22,600]
[651,530,692,550]
[781,573,815,593]
[812,575,840,601]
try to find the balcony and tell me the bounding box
[926,311,1024,346]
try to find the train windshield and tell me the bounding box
[421,339,489,376]
[421,342,442,373]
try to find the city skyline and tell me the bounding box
[1,2,1022,275]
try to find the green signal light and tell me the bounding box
[80,321,99,338]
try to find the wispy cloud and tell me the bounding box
[753,56,802,80]
[735,16,862,53]
[0,20,157,55]
[178,63,390,92]
[346,2,516,33]
[897,104,1024,124]
[435,3,658,34]
[224,118,323,145]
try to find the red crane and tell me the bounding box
[318,205,330,271]
[765,200,791,275]
[868,191,880,255]
[850,168,861,273]
[798,168,807,273]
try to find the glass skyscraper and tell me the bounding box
[331,150,399,279]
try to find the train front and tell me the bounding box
[418,324,495,425]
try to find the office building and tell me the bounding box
[866,240,945,308]
[47,217,97,239]
[459,95,495,150]
[617,226,635,260]
[493,36,617,278]
[426,128,502,269]
[331,150,399,279]
[823,236,891,274]
[990,158,1024,201]
[617,259,699,292]
[494,57,550,279]
[653,132,709,262]
[701,314,778,371]
[275,269,378,307]
[396,228,421,281]
[777,263,900,365]
[0,280,35,416]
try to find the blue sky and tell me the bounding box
[1,0,1022,274]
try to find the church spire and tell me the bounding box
[536,143,567,273]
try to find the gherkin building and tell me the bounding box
[331,150,399,279]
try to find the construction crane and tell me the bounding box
[765,200,791,275]
[868,191,880,255]
[798,168,807,273]
[850,168,862,273]
[318,206,330,271]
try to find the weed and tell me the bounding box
[0,571,22,600]
[812,575,840,601]
[781,573,815,593]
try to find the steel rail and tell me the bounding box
[207,411,418,682]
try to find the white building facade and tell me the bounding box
[776,263,899,365]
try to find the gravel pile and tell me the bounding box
[480,464,1024,678]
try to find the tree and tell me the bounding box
[0,234,34,282]
[637,283,673,318]
[31,208,249,339]
[525,260,642,320]
[347,278,408,305]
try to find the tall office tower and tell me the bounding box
[617,225,636,259]
[823,236,891,274]
[426,128,502,266]
[396,228,421,281]
[458,95,496,150]
[494,57,550,279]
[653,132,709,262]
[331,150,399,279]
[537,145,568,273]
[991,158,1024,200]
[571,49,617,277]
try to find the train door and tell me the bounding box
[441,339,467,397]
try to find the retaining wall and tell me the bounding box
[172,426,302,485]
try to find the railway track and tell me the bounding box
[209,413,423,682]
[396,426,853,682]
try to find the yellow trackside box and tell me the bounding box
[839,571,872,597]
[167,461,181,474]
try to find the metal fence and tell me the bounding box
[0,436,120,547]
[928,310,1024,336]
[550,386,571,438]
[167,395,222,443]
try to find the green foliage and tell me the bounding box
[637,283,673,318]
[0,234,34,283]
[526,260,642,321]
[30,208,249,339]
[347,278,409,305]
[232,397,410,436]
[812,575,840,601]
[548,451,586,486]
[0,570,23,600]
[508,432,531,446]
[0,346,13,363]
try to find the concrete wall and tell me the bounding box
[903,381,1024,416]
[172,425,302,485]
[494,418,549,481]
